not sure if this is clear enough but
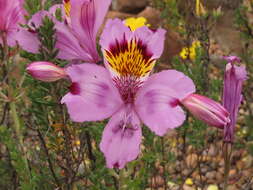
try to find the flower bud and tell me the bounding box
[181,94,230,128]
[26,61,66,82]
[222,56,247,142]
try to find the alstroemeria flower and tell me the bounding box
[223,56,247,142]
[54,0,111,63]
[0,0,25,47]
[16,4,63,53]
[61,19,196,168]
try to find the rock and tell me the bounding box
[208,145,218,157]
[227,185,237,190]
[112,0,148,13]
[183,184,195,190]
[167,181,177,188]
[206,171,216,179]
[186,153,198,168]
[106,11,133,20]
[151,176,165,187]
[210,10,244,55]
[182,169,189,176]
[138,6,162,28]
[207,185,219,190]
[229,169,237,178]
[139,7,183,67]
[158,29,183,69]
[242,155,253,169]
[215,172,223,183]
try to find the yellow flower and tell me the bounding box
[180,47,189,60]
[192,40,201,48]
[189,47,196,60]
[179,40,200,61]
[196,0,207,17]
[124,17,150,31]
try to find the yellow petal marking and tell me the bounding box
[64,0,71,18]
[104,38,155,78]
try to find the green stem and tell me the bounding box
[10,101,32,188]
[119,169,125,190]
[223,143,232,190]
[10,102,23,145]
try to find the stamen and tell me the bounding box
[113,76,142,104]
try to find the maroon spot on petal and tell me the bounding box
[69,82,80,95]
[113,162,119,168]
[169,99,180,108]
[28,28,37,34]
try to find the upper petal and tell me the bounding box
[135,70,196,136]
[100,107,142,169]
[55,21,94,61]
[100,19,166,79]
[134,26,166,59]
[61,63,123,122]
[68,0,111,62]
[16,29,39,53]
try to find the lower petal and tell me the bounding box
[100,107,142,169]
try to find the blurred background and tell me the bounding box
[0,0,253,190]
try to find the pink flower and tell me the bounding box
[54,0,111,63]
[18,0,111,63]
[181,94,230,128]
[16,4,63,53]
[0,0,25,47]
[61,19,196,168]
[223,56,247,142]
[27,61,67,82]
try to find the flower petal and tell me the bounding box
[134,26,166,59]
[16,29,39,53]
[100,107,141,169]
[69,0,111,62]
[135,70,196,136]
[99,18,132,54]
[55,21,94,61]
[61,63,123,122]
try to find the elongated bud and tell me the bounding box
[222,56,247,142]
[26,61,66,82]
[181,94,230,128]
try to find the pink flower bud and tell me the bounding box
[222,56,247,142]
[26,61,66,82]
[181,94,230,128]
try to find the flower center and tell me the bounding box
[104,37,155,79]
[113,76,142,104]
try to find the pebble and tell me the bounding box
[186,153,198,168]
[207,184,219,190]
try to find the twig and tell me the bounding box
[37,128,62,189]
